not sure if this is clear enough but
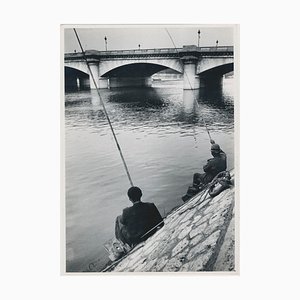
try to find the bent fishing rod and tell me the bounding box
[165,28,213,143]
[73,28,134,187]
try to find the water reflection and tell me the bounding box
[65,85,234,133]
[182,90,199,113]
[199,82,234,108]
[106,87,166,107]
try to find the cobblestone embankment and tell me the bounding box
[101,176,235,273]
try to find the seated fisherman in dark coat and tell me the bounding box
[193,140,227,185]
[182,140,227,201]
[115,186,164,247]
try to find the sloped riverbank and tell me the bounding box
[97,173,236,273]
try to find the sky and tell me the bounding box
[64,25,234,53]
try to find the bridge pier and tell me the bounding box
[182,90,199,113]
[183,61,200,90]
[99,78,109,89]
[88,60,100,89]
[179,46,200,90]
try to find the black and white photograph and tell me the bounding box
[62,24,238,273]
[2,0,300,298]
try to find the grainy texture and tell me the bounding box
[102,178,235,273]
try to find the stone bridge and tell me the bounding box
[64,45,233,90]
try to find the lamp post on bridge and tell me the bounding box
[104,36,107,51]
[216,40,219,48]
[138,44,141,50]
[198,30,201,47]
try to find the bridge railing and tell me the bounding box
[64,46,233,58]
[198,46,233,52]
[96,48,179,55]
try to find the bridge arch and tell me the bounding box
[64,61,90,75]
[197,57,234,75]
[199,62,234,77]
[64,66,90,91]
[99,59,183,77]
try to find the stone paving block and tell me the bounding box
[123,247,145,267]
[164,216,180,228]
[148,228,168,241]
[126,257,148,271]
[168,210,191,226]
[187,230,221,260]
[148,238,173,260]
[179,262,190,272]
[192,208,203,218]
[209,189,231,205]
[204,216,226,236]
[170,219,191,239]
[113,257,131,271]
[197,198,211,211]
[203,200,224,215]
[209,209,228,226]
[166,227,176,237]
[209,195,223,206]
[192,213,203,224]
[213,194,233,213]
[133,259,149,272]
[192,212,213,226]
[189,222,207,239]
[179,209,197,224]
[178,223,194,240]
[171,237,189,257]
[142,258,158,272]
[186,244,201,261]
[162,248,189,272]
[190,232,204,247]
[188,248,214,271]
[163,214,175,224]
[209,205,231,222]
[203,229,221,247]
[142,241,160,256]
[126,243,145,259]
[151,255,169,272]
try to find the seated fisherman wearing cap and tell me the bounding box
[115,186,164,247]
[182,140,227,201]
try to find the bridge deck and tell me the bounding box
[65,46,233,60]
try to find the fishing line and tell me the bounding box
[73,28,134,187]
[165,28,213,142]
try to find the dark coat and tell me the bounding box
[119,202,164,246]
[202,150,227,183]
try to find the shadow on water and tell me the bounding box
[86,87,177,128]
[106,87,166,108]
[65,85,234,131]
[173,90,200,125]
[200,86,233,108]
[196,86,234,130]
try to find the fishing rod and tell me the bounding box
[165,28,213,142]
[73,28,134,187]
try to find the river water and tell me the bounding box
[64,79,235,272]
